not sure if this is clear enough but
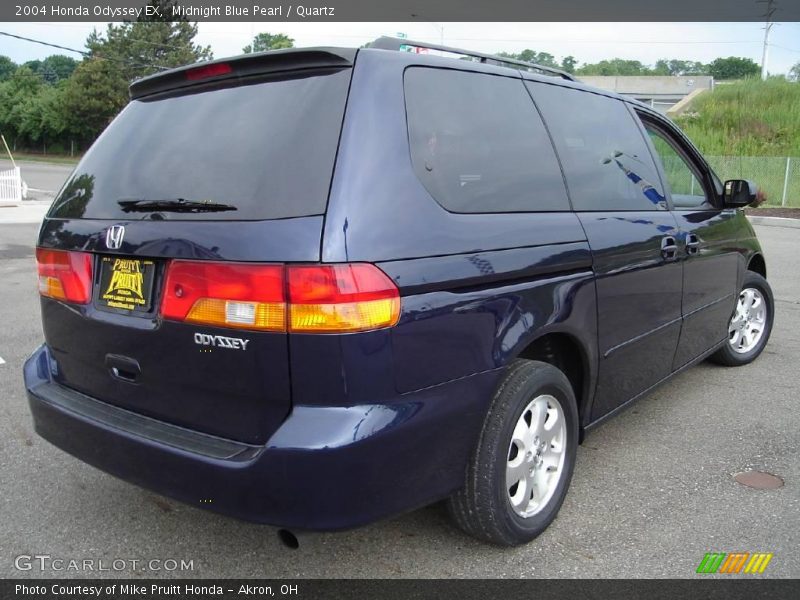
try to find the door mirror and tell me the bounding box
[723,179,757,208]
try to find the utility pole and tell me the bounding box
[758,0,777,80]
[429,22,444,45]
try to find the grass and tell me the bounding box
[672,79,800,206]
[675,79,800,157]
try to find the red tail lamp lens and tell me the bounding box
[36,248,93,304]
[160,261,401,333]
[162,261,285,331]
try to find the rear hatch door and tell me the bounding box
[38,53,353,444]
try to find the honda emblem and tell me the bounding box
[106,225,125,250]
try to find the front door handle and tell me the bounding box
[686,233,701,255]
[660,236,678,260]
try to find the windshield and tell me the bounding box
[49,68,351,221]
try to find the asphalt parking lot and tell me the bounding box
[0,220,797,579]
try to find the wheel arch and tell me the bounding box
[514,330,594,440]
[748,253,767,279]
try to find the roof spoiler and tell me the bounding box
[129,47,356,99]
[369,36,576,82]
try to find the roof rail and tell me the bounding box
[369,36,576,82]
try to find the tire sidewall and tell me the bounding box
[491,365,578,541]
[724,273,774,363]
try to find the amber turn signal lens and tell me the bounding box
[288,264,400,333]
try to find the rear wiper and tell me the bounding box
[118,198,237,213]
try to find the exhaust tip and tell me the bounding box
[277,529,300,550]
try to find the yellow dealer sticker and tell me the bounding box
[98,257,155,312]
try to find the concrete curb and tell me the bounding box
[747,215,800,229]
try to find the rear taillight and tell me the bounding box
[35,248,93,304]
[160,261,400,333]
[161,262,285,331]
[287,264,400,333]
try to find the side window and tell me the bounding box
[526,82,667,212]
[644,123,713,210]
[404,68,570,213]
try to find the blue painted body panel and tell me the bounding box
[24,46,765,530]
[26,345,503,530]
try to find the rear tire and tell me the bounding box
[709,271,774,367]
[447,359,578,546]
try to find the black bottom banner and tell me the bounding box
[3,579,799,600]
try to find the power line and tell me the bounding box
[0,31,90,58]
[0,31,170,71]
[25,22,208,53]
[771,43,800,54]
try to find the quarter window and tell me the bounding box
[404,68,570,213]
[644,124,712,210]
[527,82,667,212]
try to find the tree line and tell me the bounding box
[1,17,797,156]
[497,50,769,79]
[0,0,210,154]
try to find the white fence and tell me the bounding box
[0,166,23,203]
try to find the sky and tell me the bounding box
[1,21,799,74]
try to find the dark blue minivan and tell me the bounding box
[24,38,773,546]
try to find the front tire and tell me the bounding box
[710,271,774,367]
[447,360,578,546]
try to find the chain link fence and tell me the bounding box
[705,156,800,208]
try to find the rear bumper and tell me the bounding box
[25,344,501,530]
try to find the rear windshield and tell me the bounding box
[49,69,351,221]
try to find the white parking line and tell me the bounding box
[0,356,5,365]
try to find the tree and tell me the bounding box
[242,33,294,54]
[561,56,577,74]
[86,0,212,82]
[789,62,800,82]
[0,56,17,81]
[74,0,211,139]
[577,58,650,76]
[0,64,68,150]
[653,59,708,76]
[707,57,759,80]
[23,60,43,78]
[59,58,128,145]
[0,1,212,151]
[498,50,558,69]
[41,55,79,83]
[0,66,43,143]
[18,83,68,145]
[24,55,78,84]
